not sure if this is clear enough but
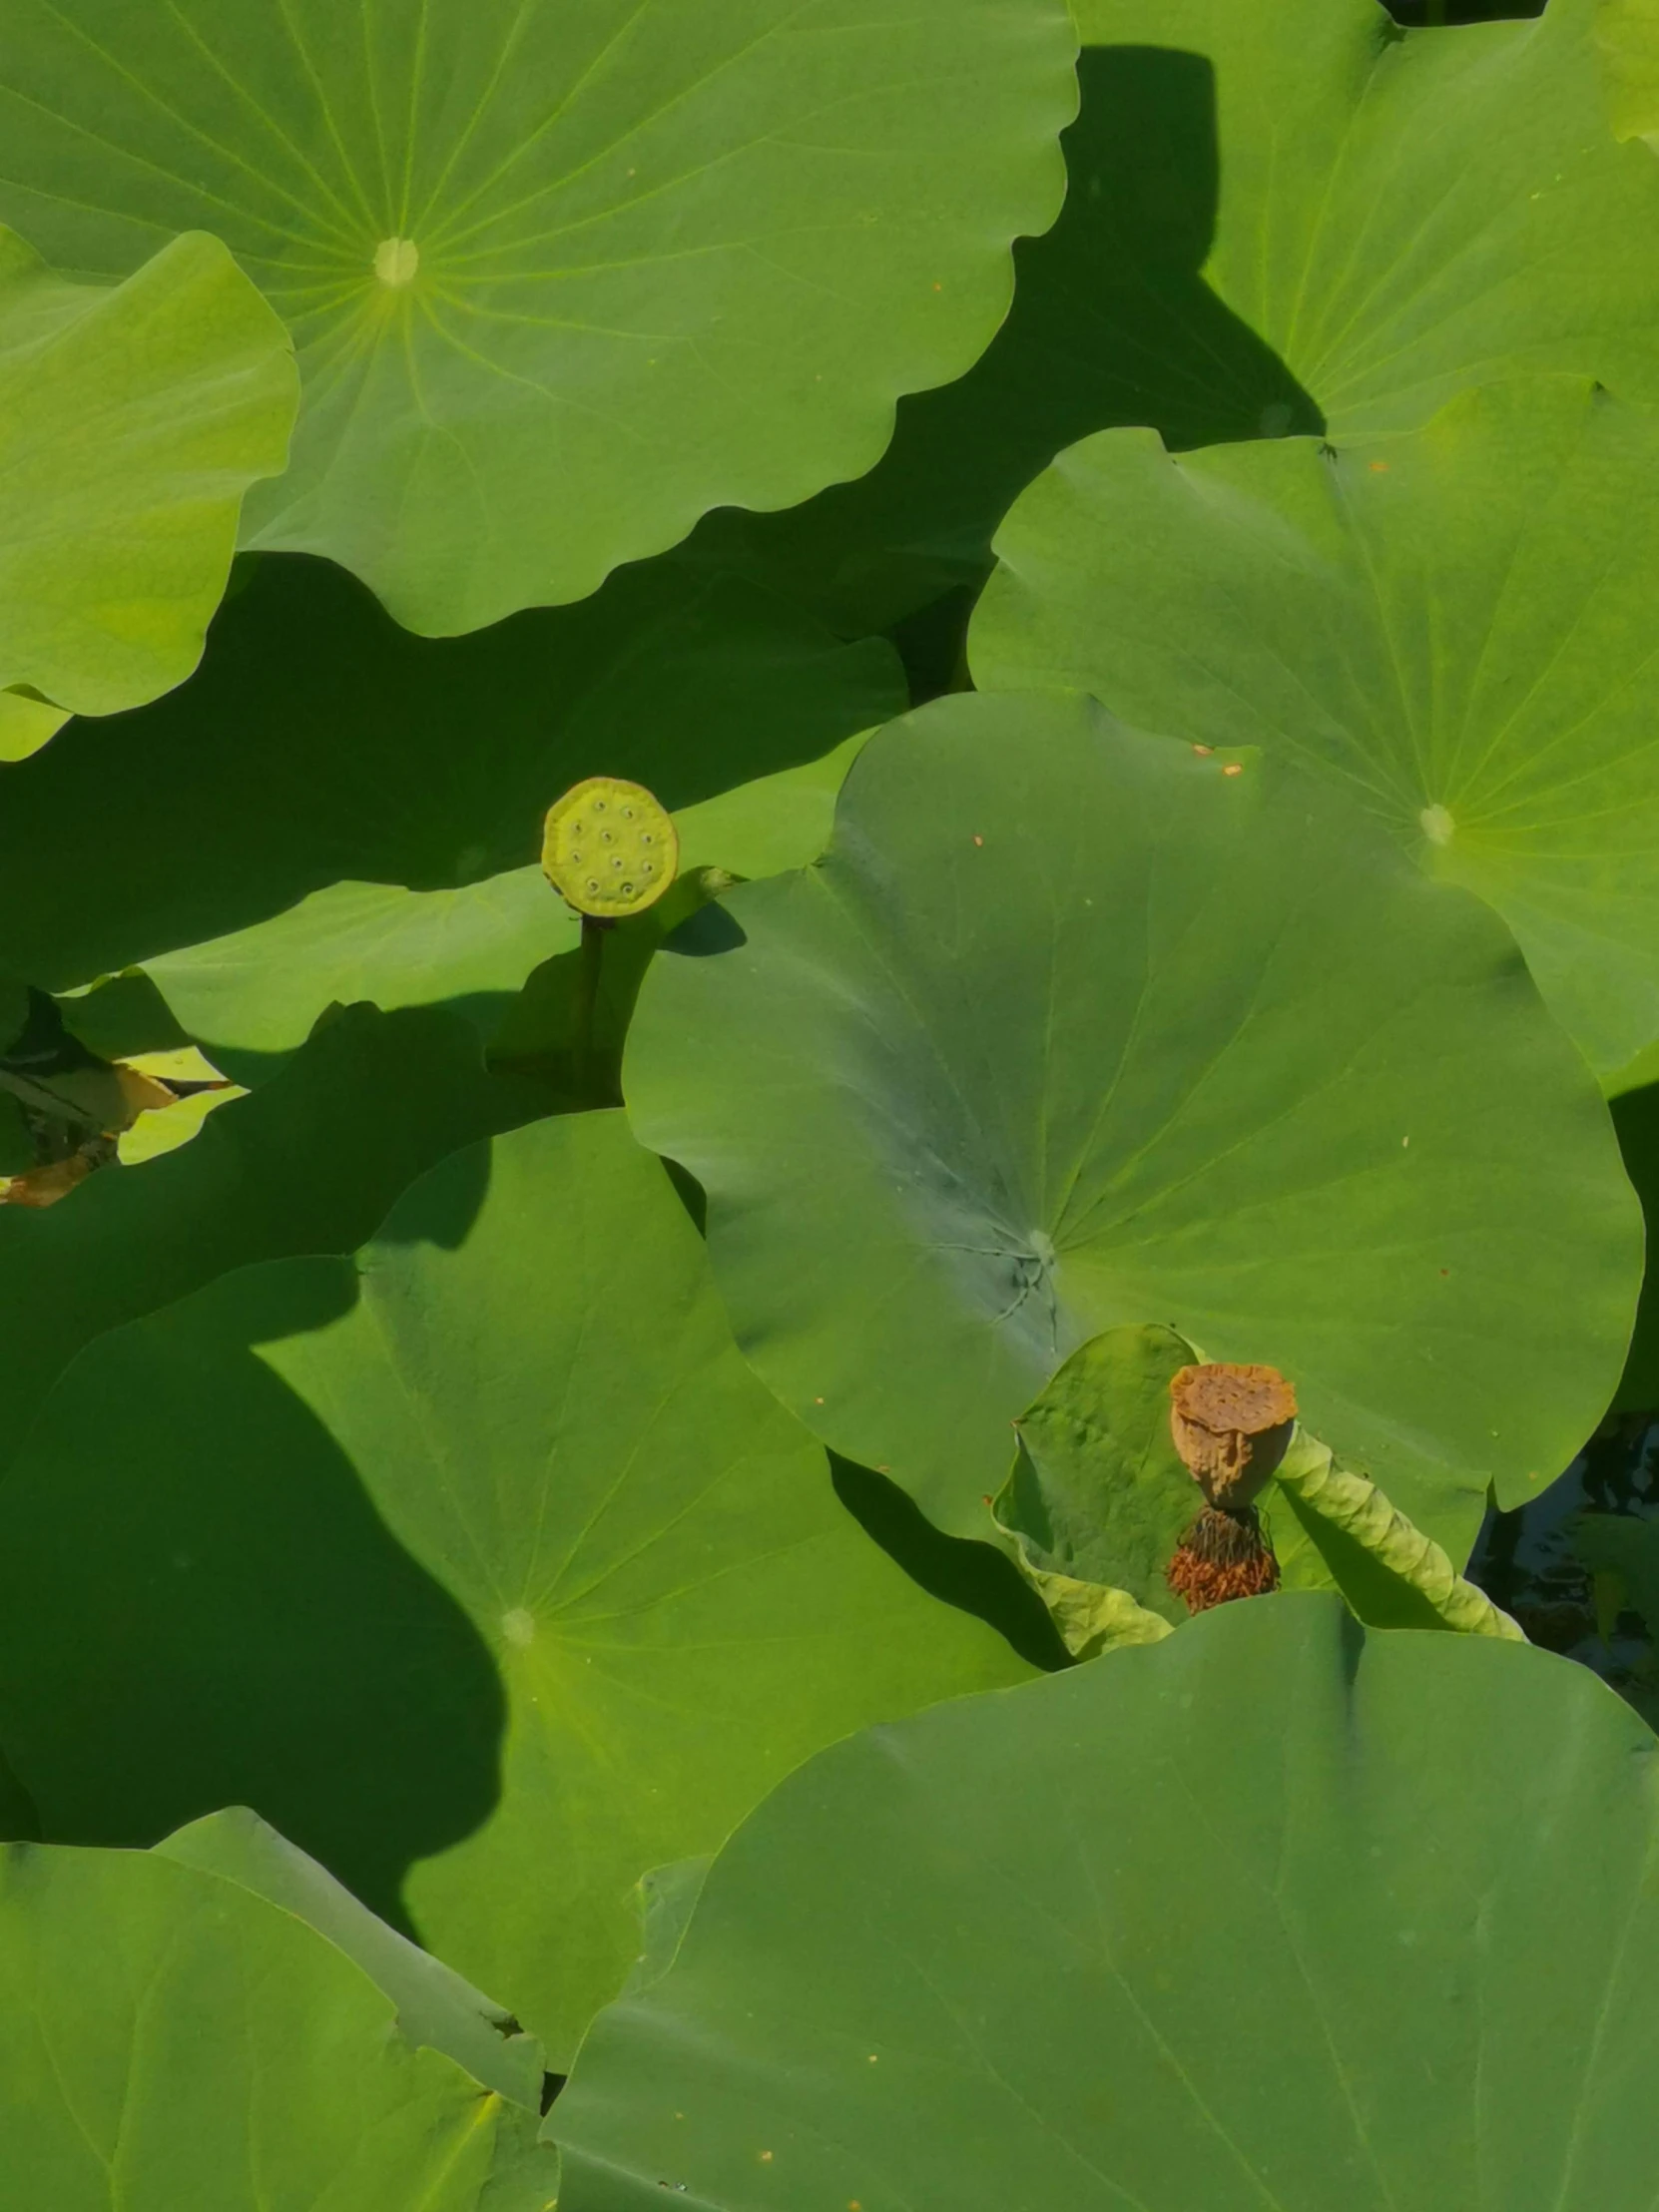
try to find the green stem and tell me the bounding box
[574,914,606,1097]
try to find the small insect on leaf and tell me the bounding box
[541,777,680,917]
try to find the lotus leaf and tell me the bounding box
[156,1808,546,2109]
[0,0,1076,632]
[0,554,902,1059]
[552,1591,1659,2212]
[1067,0,1659,434]
[1598,0,1659,137]
[975,381,1659,1078]
[995,1325,1521,1651]
[0,226,294,757]
[624,692,1639,1551]
[992,1325,1198,1647]
[0,1002,551,1475]
[0,1112,1033,2063]
[140,736,874,1067]
[688,0,1659,635]
[0,1841,554,2210]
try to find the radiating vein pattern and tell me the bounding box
[0,0,1076,628]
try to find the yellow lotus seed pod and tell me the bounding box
[541,777,679,917]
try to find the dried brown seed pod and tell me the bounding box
[1169,1362,1298,1509]
[1166,1504,1281,1615]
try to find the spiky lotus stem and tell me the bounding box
[1166,1504,1281,1614]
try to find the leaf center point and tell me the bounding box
[1419,804,1454,847]
[373,237,420,288]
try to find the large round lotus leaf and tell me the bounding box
[683,0,1659,639]
[0,1843,551,2211]
[0,1111,1033,2065]
[552,1590,1659,2212]
[0,1002,550,1479]
[973,380,1659,1079]
[0,226,293,755]
[0,0,1076,634]
[0,553,902,1028]
[624,692,1638,1549]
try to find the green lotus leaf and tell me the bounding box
[551,1591,1659,2212]
[671,728,873,882]
[1069,0,1659,434]
[136,733,876,1068]
[995,1324,1520,1651]
[623,1857,712,1998]
[157,1808,545,2109]
[0,1001,550,1477]
[624,692,1639,1552]
[0,1112,1033,2064]
[0,225,294,756]
[974,380,1659,1078]
[686,0,1659,638]
[0,0,1076,634]
[1598,0,1659,138]
[992,1325,1198,1650]
[0,1842,555,2210]
[0,554,903,1058]
[145,871,570,1071]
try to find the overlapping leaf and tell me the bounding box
[974,381,1659,1079]
[0,553,902,1067]
[1070,0,1659,432]
[0,1840,553,2210]
[624,692,1638,1552]
[0,227,294,759]
[0,0,1076,632]
[0,1112,1033,2063]
[158,1808,546,2108]
[0,1002,550,1474]
[553,1592,1659,2212]
[687,0,1659,637]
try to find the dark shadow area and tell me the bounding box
[889,584,976,708]
[664,902,747,958]
[684,45,1322,639]
[1469,1415,1659,1726]
[0,1260,506,1931]
[660,1157,709,1240]
[831,1455,1070,1672]
[0,1740,41,1843]
[0,1003,547,1475]
[0,550,899,993]
[1612,1080,1659,1411]
[1386,0,1541,20]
